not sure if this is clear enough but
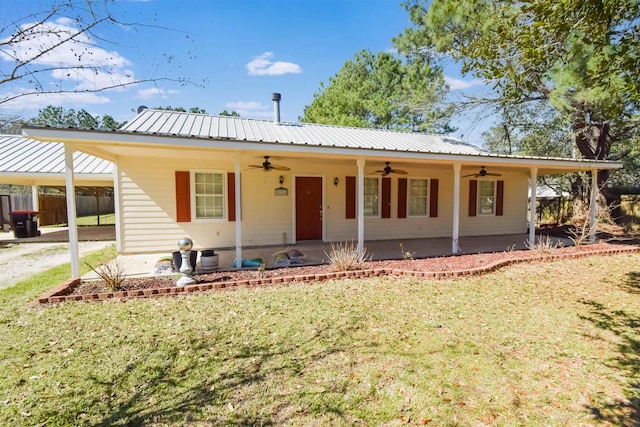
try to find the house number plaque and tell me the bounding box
[275,187,288,196]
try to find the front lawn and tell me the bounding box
[1,252,639,425]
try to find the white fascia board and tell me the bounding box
[23,126,622,172]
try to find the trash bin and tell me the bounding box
[11,210,40,238]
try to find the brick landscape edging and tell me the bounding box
[35,246,640,305]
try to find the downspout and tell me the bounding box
[529,167,538,246]
[234,153,242,268]
[357,158,365,255]
[64,143,80,278]
[452,163,461,254]
[112,163,123,253]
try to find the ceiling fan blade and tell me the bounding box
[270,165,291,171]
[485,172,502,176]
[462,173,478,178]
[392,169,408,175]
[248,165,264,169]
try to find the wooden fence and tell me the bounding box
[0,194,115,226]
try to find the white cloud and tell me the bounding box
[1,88,110,111]
[445,76,485,91]
[0,20,131,68]
[224,101,271,118]
[225,101,267,110]
[246,52,302,76]
[0,18,136,105]
[134,88,179,100]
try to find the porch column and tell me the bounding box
[589,168,598,243]
[452,162,461,254]
[234,153,242,268]
[31,185,39,211]
[529,167,538,246]
[64,143,80,278]
[112,164,123,253]
[31,185,39,227]
[357,158,365,255]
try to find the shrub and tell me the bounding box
[84,259,126,291]
[525,235,558,254]
[325,241,371,272]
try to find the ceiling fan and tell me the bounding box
[373,162,408,176]
[463,166,502,178]
[248,156,290,172]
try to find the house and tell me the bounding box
[22,94,622,276]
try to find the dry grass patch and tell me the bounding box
[0,252,639,425]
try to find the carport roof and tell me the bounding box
[0,135,113,186]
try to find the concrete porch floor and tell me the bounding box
[0,225,572,279]
[93,233,572,280]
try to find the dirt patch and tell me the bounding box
[70,242,633,296]
[0,241,113,289]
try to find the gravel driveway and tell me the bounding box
[0,241,113,289]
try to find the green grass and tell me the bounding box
[1,252,640,425]
[76,213,115,226]
[42,213,116,227]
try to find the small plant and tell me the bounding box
[256,261,266,278]
[399,243,414,260]
[324,241,371,272]
[84,259,126,291]
[525,235,558,254]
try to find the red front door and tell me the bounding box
[296,177,323,240]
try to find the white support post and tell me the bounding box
[234,153,242,268]
[452,163,461,254]
[529,167,538,247]
[31,185,39,227]
[64,143,80,278]
[357,158,365,255]
[589,168,598,243]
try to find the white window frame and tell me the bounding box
[364,177,380,217]
[408,178,430,217]
[191,170,226,221]
[477,180,496,216]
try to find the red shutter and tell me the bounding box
[468,180,477,217]
[496,180,504,216]
[227,172,236,221]
[397,178,407,218]
[381,177,391,218]
[175,171,191,222]
[429,179,439,218]
[346,176,356,219]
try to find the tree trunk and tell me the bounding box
[570,113,625,221]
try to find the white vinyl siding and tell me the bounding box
[364,177,379,217]
[194,172,224,219]
[409,179,429,216]
[478,180,495,215]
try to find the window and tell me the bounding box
[409,179,429,216]
[364,177,379,216]
[193,172,225,219]
[478,180,495,215]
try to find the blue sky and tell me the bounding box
[1,0,489,139]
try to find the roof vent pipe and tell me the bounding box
[272,93,281,124]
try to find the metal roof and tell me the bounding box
[0,135,113,175]
[121,109,486,156]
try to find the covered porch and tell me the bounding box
[83,232,573,279]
